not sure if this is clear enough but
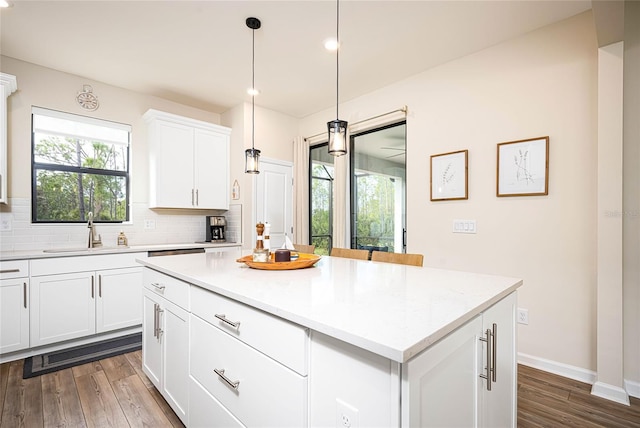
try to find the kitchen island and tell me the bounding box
[138,251,522,427]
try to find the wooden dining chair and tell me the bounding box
[293,243,315,254]
[330,247,370,260]
[371,251,424,267]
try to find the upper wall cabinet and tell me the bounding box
[0,73,18,205]
[143,109,231,210]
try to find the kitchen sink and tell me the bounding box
[42,246,129,253]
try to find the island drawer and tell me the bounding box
[190,285,308,375]
[0,260,29,279]
[189,377,245,428]
[190,314,307,427]
[143,268,189,310]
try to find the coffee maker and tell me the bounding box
[205,216,226,242]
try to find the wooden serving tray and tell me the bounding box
[236,253,321,270]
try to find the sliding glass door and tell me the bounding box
[309,143,334,255]
[350,122,406,253]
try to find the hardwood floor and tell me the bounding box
[518,365,640,427]
[0,350,184,428]
[1,355,639,427]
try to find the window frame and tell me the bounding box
[31,107,131,224]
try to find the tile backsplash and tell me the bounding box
[0,198,242,252]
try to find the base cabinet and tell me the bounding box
[142,270,189,425]
[402,292,517,427]
[0,260,30,354]
[30,253,145,347]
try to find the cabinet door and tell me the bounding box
[153,120,194,208]
[0,278,29,353]
[142,290,162,390]
[403,315,483,428]
[480,292,517,428]
[30,272,96,347]
[96,267,143,333]
[194,128,229,209]
[162,298,189,424]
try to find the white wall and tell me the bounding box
[301,12,601,375]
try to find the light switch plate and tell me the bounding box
[0,218,12,231]
[453,219,477,234]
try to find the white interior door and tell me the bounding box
[255,159,293,249]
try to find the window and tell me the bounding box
[350,122,406,253]
[31,107,131,223]
[309,143,334,255]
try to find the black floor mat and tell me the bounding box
[23,333,141,379]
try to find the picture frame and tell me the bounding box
[497,136,549,197]
[430,149,468,201]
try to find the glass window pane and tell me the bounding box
[34,133,127,171]
[35,170,128,222]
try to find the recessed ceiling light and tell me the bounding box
[0,1,13,8]
[324,38,339,51]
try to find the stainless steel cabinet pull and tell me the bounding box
[196,189,199,206]
[479,328,493,391]
[23,282,27,308]
[157,307,164,337]
[91,276,95,299]
[491,323,497,383]
[0,268,20,274]
[191,189,195,206]
[214,313,241,329]
[214,368,240,390]
[98,275,102,297]
[153,303,158,338]
[151,282,166,291]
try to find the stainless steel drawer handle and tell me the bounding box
[214,313,241,329]
[214,368,240,390]
[151,282,166,291]
[491,323,497,383]
[23,282,27,309]
[0,268,20,274]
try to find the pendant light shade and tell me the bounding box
[327,0,347,157]
[245,16,261,174]
[327,119,348,156]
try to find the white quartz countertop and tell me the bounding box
[0,242,240,261]
[137,252,522,363]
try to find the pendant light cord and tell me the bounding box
[335,0,340,120]
[252,25,256,151]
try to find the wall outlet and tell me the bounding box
[0,218,12,231]
[144,219,156,230]
[336,399,359,428]
[517,308,529,325]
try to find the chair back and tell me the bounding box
[330,247,370,260]
[293,243,315,254]
[371,251,424,267]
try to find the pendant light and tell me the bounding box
[245,17,261,174]
[327,0,347,156]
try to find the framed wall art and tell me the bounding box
[430,149,468,201]
[497,136,549,197]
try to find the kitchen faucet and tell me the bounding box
[87,212,102,248]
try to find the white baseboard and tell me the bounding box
[626,378,640,399]
[518,352,640,400]
[592,381,630,406]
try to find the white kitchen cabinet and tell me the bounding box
[0,260,29,353]
[401,292,517,427]
[0,73,17,204]
[189,278,308,427]
[96,267,143,333]
[142,268,189,425]
[30,253,145,347]
[144,109,231,210]
[480,291,517,427]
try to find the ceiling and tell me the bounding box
[1,0,592,120]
